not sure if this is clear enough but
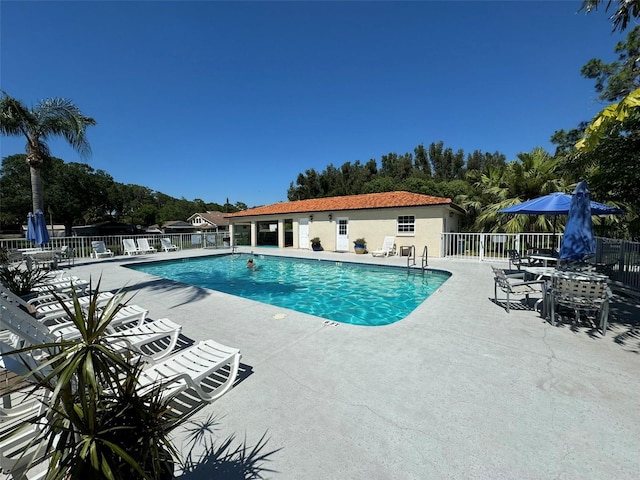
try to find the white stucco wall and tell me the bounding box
[228,205,461,257]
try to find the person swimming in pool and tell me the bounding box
[247,258,257,268]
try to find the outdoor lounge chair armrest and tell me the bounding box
[511,279,545,288]
[27,293,70,307]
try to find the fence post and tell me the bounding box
[479,233,485,262]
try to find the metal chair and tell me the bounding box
[492,266,545,313]
[54,246,74,267]
[506,249,532,271]
[549,272,611,335]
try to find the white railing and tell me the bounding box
[0,232,233,259]
[441,232,640,292]
[440,232,561,262]
[2,231,637,293]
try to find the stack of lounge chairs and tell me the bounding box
[0,271,242,478]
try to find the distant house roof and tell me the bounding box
[162,220,197,231]
[72,221,134,236]
[225,191,458,218]
[187,211,229,228]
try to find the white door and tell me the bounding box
[299,218,310,249]
[336,217,349,251]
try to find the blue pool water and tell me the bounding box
[127,254,450,326]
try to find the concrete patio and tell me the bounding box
[14,247,640,479]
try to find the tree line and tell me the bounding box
[0,154,245,236]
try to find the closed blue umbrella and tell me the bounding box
[26,212,36,242]
[33,210,50,245]
[559,182,596,261]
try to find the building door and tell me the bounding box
[336,217,349,251]
[299,218,310,249]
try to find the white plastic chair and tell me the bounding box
[91,241,114,259]
[136,238,157,254]
[122,239,143,255]
[371,236,396,257]
[160,238,179,252]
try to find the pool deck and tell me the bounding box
[17,247,640,478]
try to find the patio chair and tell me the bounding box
[371,236,396,257]
[137,339,241,403]
[549,272,611,335]
[160,238,179,252]
[492,266,545,313]
[136,238,157,254]
[54,246,74,267]
[91,241,114,259]
[506,249,533,271]
[122,238,143,256]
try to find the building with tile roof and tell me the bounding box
[225,191,464,257]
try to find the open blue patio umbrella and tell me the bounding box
[498,190,623,248]
[559,182,596,261]
[32,209,50,245]
[499,191,623,216]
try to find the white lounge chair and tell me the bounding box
[371,236,396,257]
[1,303,239,405]
[0,300,170,361]
[160,238,179,252]
[0,377,50,478]
[0,283,114,318]
[32,278,89,296]
[122,238,143,255]
[136,238,157,254]
[137,339,241,403]
[91,241,114,259]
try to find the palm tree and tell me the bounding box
[471,147,568,233]
[0,91,96,213]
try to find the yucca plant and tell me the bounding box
[3,279,184,479]
[0,263,51,297]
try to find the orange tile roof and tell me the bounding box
[225,191,453,218]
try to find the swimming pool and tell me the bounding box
[127,254,450,326]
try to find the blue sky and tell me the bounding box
[0,1,626,208]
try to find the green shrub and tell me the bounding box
[0,264,51,296]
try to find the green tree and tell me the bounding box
[580,0,640,33]
[577,2,640,150]
[47,160,114,235]
[0,154,33,226]
[413,143,431,177]
[287,168,322,200]
[0,92,96,214]
[379,152,413,183]
[471,147,566,233]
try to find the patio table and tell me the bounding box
[522,266,558,318]
[527,254,559,267]
[23,249,59,270]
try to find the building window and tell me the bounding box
[397,215,415,235]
